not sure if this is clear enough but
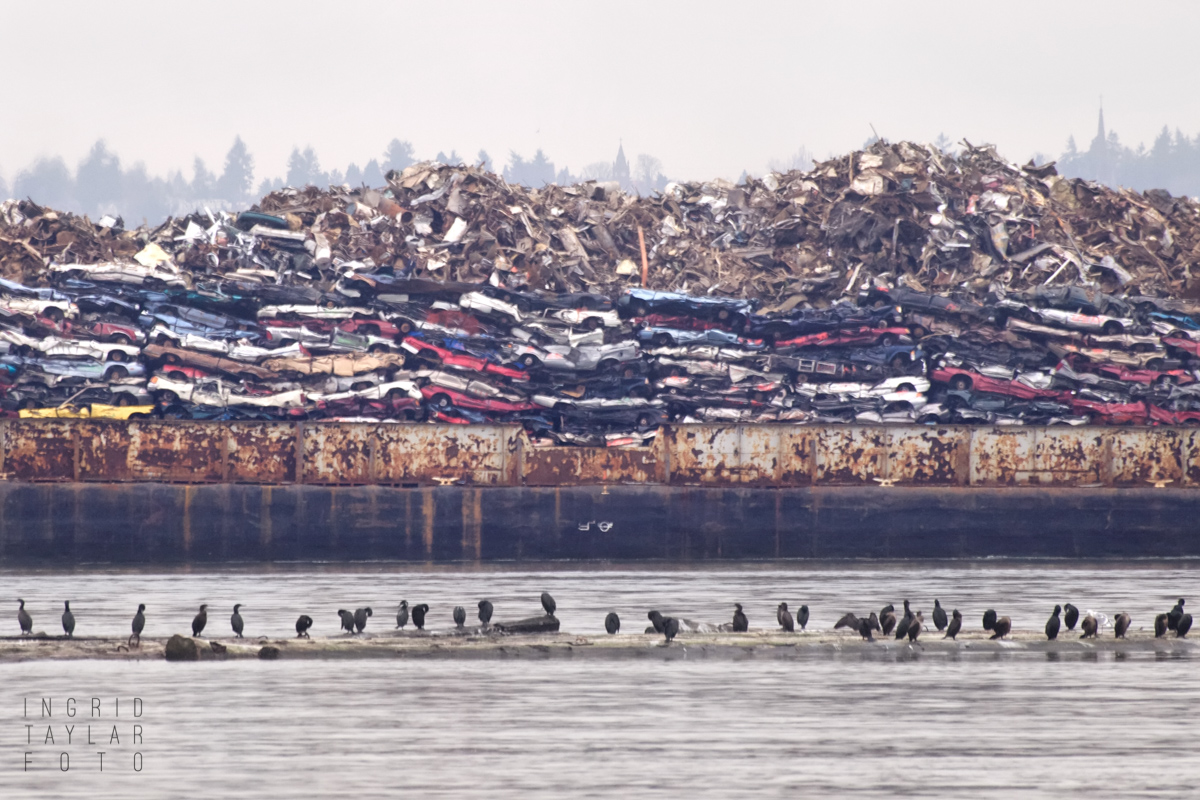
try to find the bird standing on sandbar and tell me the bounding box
[1063,604,1080,631]
[396,601,409,629]
[478,600,494,628]
[907,611,924,642]
[796,605,809,631]
[880,605,897,636]
[1114,613,1131,639]
[295,615,313,638]
[61,601,74,638]
[231,604,244,638]
[453,606,466,629]
[895,600,914,640]
[130,604,145,648]
[354,607,373,634]
[732,604,748,632]
[17,600,32,635]
[647,610,666,634]
[944,609,962,640]
[338,609,355,634]
[989,616,1011,640]
[1045,605,1062,641]
[1155,613,1169,638]
[778,602,794,633]
[663,616,679,643]
[1177,613,1193,638]
[605,612,620,634]
[1080,614,1098,639]
[983,609,998,633]
[541,592,557,617]
[412,603,429,630]
[192,604,208,637]
[1168,599,1186,632]
[932,600,948,632]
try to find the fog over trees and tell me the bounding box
[4,111,1199,224]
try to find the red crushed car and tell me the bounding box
[930,366,1066,400]
[635,314,730,332]
[400,337,527,380]
[1147,405,1200,425]
[1093,362,1196,387]
[1069,398,1147,424]
[419,385,535,413]
[775,327,910,349]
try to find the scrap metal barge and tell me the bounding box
[1,420,1199,564]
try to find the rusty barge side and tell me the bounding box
[0,421,1198,563]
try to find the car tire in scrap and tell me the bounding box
[950,375,972,391]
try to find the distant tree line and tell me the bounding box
[0,138,671,225]
[1055,109,1200,198]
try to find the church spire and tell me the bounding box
[613,142,631,189]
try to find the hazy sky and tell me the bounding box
[2,0,1198,184]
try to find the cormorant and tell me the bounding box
[130,604,145,648]
[1155,613,1169,638]
[796,605,810,631]
[396,601,409,629]
[663,616,679,643]
[453,606,466,628]
[834,612,861,632]
[880,605,897,636]
[1080,614,1098,639]
[1063,603,1080,631]
[732,603,748,632]
[605,612,620,634]
[647,610,666,634]
[907,611,924,642]
[192,604,208,637]
[989,616,1011,640]
[17,599,31,635]
[338,609,355,633]
[944,609,962,640]
[1177,614,1193,638]
[412,603,429,630]
[1046,605,1062,641]
[932,600,948,632]
[478,600,493,627]
[231,604,244,638]
[1114,613,1131,639]
[894,600,914,640]
[541,592,557,617]
[61,601,74,638]
[295,615,313,638]
[861,612,881,641]
[778,602,794,633]
[982,609,998,632]
[1167,599,1186,631]
[354,607,373,633]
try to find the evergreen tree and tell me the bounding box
[215,136,254,204]
[0,170,8,200]
[345,163,363,186]
[14,156,76,210]
[477,149,493,172]
[383,139,415,172]
[285,146,324,187]
[191,156,216,200]
[76,140,123,216]
[361,159,384,187]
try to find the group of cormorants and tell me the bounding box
[11,594,1193,644]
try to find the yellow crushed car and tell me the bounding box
[20,404,156,420]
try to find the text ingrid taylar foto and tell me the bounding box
[22,697,144,773]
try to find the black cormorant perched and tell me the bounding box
[778,602,794,633]
[932,600,948,632]
[1168,599,1186,631]
[1080,614,1098,639]
[354,607,373,633]
[295,615,313,638]
[647,610,666,634]
[61,601,74,638]
[796,605,809,631]
[396,601,409,629]
[663,616,679,643]
[478,600,493,627]
[130,604,145,648]
[861,613,881,641]
[989,616,1011,639]
[1114,612,1131,639]
[231,604,244,638]
[1063,603,1080,631]
[605,612,620,634]
[982,609,998,632]
[192,604,208,637]
[732,604,748,632]
[907,611,924,642]
[453,606,466,628]
[541,592,557,617]
[1177,613,1193,638]
[944,609,962,640]
[338,609,355,633]
[1155,613,1169,638]
[17,599,32,635]
[894,600,914,640]
[412,604,429,630]
[1046,605,1062,641]
[880,605,897,636]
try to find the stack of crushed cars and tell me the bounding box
[1,136,1200,445]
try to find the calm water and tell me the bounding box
[0,563,1196,798]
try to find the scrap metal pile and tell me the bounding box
[2,139,1200,442]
